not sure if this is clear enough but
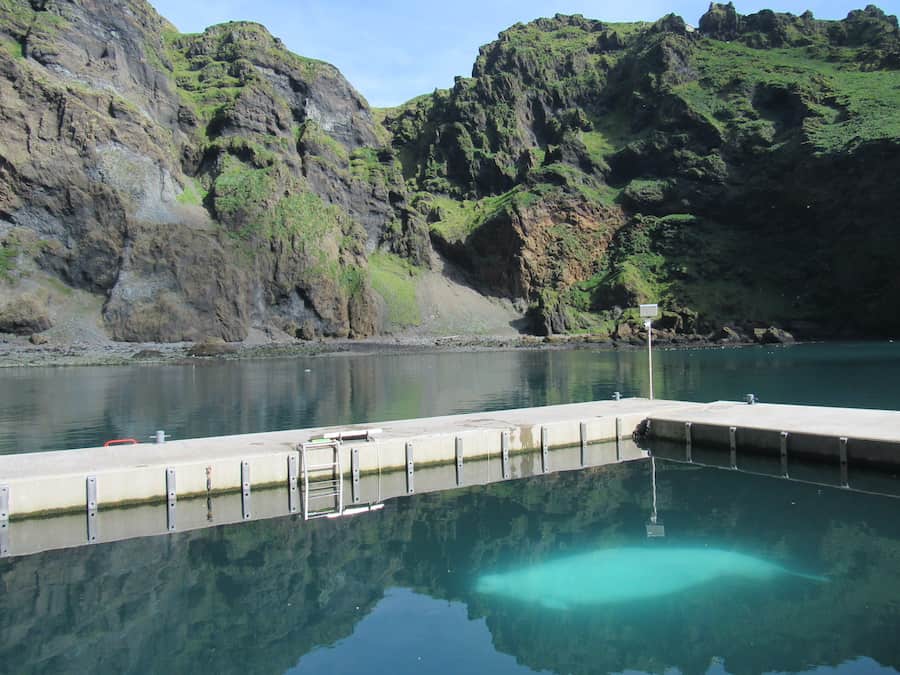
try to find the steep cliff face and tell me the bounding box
[0,0,426,341]
[386,5,900,338]
[1,1,899,343]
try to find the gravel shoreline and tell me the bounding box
[0,333,763,368]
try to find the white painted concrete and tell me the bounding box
[5,439,649,558]
[649,401,900,441]
[6,396,899,521]
[0,399,693,517]
[646,401,900,466]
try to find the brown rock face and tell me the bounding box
[0,293,51,335]
[427,188,625,334]
[465,194,624,301]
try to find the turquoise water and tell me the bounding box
[2,341,900,673]
[2,460,899,674]
[1,341,899,453]
[475,547,827,609]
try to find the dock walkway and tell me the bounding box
[3,397,900,558]
[2,398,900,522]
[645,401,900,468]
[0,399,687,519]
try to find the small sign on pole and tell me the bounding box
[639,304,659,319]
[639,304,659,399]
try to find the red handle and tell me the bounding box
[103,438,138,447]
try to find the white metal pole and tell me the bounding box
[646,319,654,400]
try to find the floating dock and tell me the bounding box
[644,401,900,472]
[0,399,684,520]
[2,397,900,558]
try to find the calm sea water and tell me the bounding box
[1,341,899,454]
[2,460,899,674]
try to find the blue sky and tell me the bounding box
[147,0,900,107]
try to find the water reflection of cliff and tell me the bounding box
[2,461,900,674]
[5,343,900,455]
[0,349,649,453]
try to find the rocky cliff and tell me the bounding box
[0,0,427,342]
[385,5,900,339]
[0,1,898,343]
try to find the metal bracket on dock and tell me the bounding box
[455,437,464,486]
[0,484,8,558]
[0,484,8,527]
[405,443,415,494]
[729,427,737,469]
[780,432,789,478]
[579,422,587,467]
[541,427,550,474]
[615,418,622,460]
[501,431,511,479]
[684,423,693,462]
[288,455,299,513]
[166,468,176,532]
[241,462,251,520]
[351,448,361,504]
[839,437,849,488]
[86,475,98,543]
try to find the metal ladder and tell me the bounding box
[300,440,344,520]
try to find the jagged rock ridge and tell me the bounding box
[385,5,900,339]
[1,1,899,342]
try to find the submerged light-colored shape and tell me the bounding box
[475,547,826,610]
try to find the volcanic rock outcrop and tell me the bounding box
[1,1,898,341]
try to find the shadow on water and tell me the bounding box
[2,460,900,674]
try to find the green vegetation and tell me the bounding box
[0,35,22,59]
[423,188,532,243]
[212,153,344,251]
[681,38,900,151]
[299,122,349,163]
[538,164,621,206]
[162,21,331,127]
[585,108,643,159]
[493,15,622,68]
[595,216,673,308]
[349,147,403,187]
[586,212,817,329]
[0,0,68,33]
[263,191,343,246]
[368,251,420,327]
[340,264,365,297]
[211,155,274,227]
[578,131,616,162]
[0,242,16,280]
[176,178,207,207]
[213,136,278,167]
[164,30,246,122]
